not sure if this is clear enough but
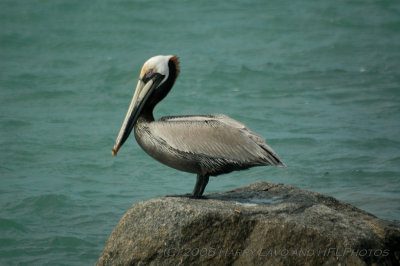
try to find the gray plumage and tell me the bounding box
[134,114,285,177]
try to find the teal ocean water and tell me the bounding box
[1,0,400,264]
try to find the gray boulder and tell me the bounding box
[97,182,399,265]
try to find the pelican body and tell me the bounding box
[112,55,285,198]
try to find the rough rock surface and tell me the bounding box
[97,182,400,265]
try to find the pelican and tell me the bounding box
[112,55,285,198]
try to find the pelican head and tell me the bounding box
[112,55,180,156]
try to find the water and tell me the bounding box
[1,0,399,264]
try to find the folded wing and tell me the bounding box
[153,114,284,167]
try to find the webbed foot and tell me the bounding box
[165,193,207,199]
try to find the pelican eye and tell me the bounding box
[142,68,156,83]
[145,69,154,78]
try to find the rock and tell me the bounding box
[96,182,400,265]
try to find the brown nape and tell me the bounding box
[169,56,180,82]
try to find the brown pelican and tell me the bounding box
[112,55,285,198]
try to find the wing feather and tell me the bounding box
[151,114,283,166]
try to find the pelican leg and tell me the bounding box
[166,174,209,199]
[192,174,209,198]
[192,174,203,196]
[199,175,209,196]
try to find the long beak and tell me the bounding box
[112,79,156,156]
